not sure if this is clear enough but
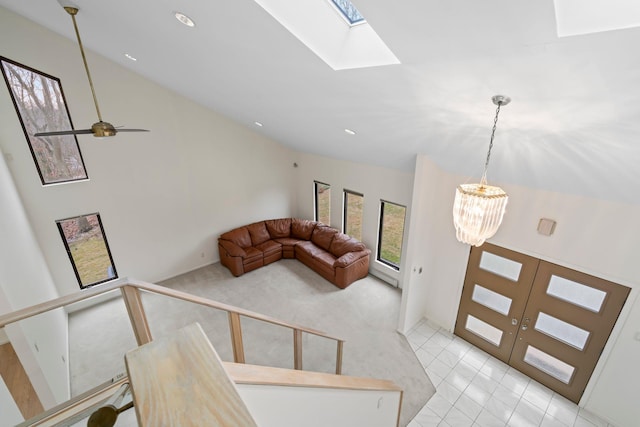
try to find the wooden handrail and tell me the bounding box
[0,278,127,326]
[0,277,347,425]
[0,277,346,376]
[224,362,402,392]
[127,279,343,341]
[16,374,129,427]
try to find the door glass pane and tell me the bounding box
[465,315,503,347]
[523,345,575,384]
[472,284,512,315]
[535,312,590,351]
[547,275,606,313]
[479,252,522,282]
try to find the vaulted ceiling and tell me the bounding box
[1,0,639,204]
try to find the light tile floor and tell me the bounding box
[406,319,617,427]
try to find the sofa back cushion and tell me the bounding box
[311,226,339,251]
[329,233,366,257]
[247,221,271,246]
[220,227,252,248]
[265,218,292,239]
[291,218,317,240]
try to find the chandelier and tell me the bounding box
[453,95,510,246]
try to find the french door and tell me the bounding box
[454,243,630,403]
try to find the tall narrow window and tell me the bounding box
[56,213,117,289]
[314,181,331,225]
[343,189,363,240]
[1,56,88,184]
[377,200,406,270]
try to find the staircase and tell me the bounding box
[0,278,403,427]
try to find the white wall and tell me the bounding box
[401,154,640,426]
[0,8,295,297]
[292,152,414,284]
[399,155,470,332]
[237,383,401,427]
[0,375,23,426]
[0,152,69,408]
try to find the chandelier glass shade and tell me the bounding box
[453,95,510,247]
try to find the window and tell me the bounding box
[343,189,363,240]
[330,0,366,25]
[0,56,88,184]
[377,200,406,270]
[314,181,331,225]
[56,213,117,289]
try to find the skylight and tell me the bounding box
[330,0,365,25]
[554,0,640,37]
[253,0,399,70]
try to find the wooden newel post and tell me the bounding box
[121,286,152,346]
[228,312,245,364]
[293,329,303,370]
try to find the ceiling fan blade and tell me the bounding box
[34,129,94,137]
[59,6,150,137]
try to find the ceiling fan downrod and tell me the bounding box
[64,6,104,124]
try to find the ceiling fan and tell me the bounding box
[35,4,148,138]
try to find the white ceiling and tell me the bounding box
[1,0,639,204]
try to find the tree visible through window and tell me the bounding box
[343,189,363,241]
[377,200,406,270]
[315,181,331,225]
[0,56,88,184]
[56,213,117,289]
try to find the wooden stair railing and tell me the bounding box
[0,277,346,425]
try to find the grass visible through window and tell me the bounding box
[344,190,363,241]
[378,201,406,268]
[57,213,117,288]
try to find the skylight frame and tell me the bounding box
[330,0,366,26]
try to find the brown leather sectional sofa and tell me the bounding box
[218,218,371,288]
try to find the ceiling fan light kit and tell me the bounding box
[452,95,510,247]
[34,5,148,138]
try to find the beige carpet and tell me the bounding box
[68,260,435,426]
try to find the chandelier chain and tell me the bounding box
[481,102,502,186]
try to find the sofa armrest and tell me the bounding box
[218,239,246,257]
[334,250,369,268]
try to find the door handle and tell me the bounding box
[511,318,518,326]
[521,317,530,331]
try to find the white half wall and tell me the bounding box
[292,152,414,286]
[0,7,296,296]
[237,383,401,427]
[401,153,640,426]
[0,150,69,408]
[0,375,23,426]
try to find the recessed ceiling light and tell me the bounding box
[254,121,264,127]
[344,128,356,135]
[174,11,195,27]
[124,53,137,61]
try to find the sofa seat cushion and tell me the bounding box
[295,240,326,258]
[291,218,317,240]
[243,246,263,263]
[247,221,271,246]
[329,233,366,257]
[313,251,337,268]
[273,237,303,247]
[311,226,339,251]
[220,227,252,248]
[265,218,292,238]
[255,240,282,256]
